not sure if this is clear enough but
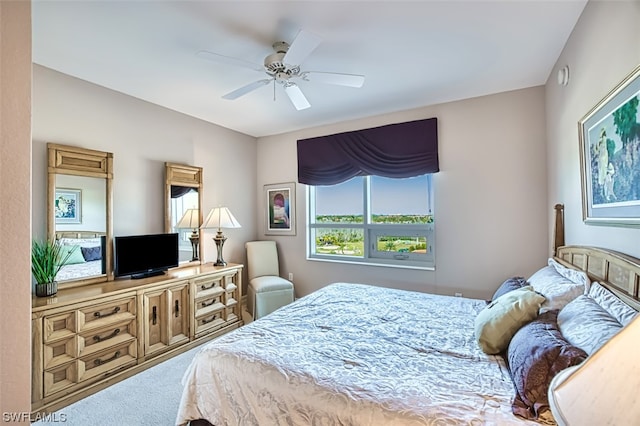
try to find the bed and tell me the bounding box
[55,231,105,282]
[176,206,640,425]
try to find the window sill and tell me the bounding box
[306,255,435,271]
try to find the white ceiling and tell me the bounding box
[32,0,587,138]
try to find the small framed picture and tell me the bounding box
[55,188,82,224]
[579,64,640,226]
[264,182,295,236]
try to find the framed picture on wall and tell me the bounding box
[55,188,82,224]
[579,64,640,227]
[264,182,295,236]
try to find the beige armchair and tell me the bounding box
[245,241,294,320]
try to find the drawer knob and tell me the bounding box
[94,350,120,366]
[94,306,120,318]
[93,328,121,343]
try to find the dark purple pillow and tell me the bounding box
[507,310,587,421]
[492,276,527,301]
[81,246,102,262]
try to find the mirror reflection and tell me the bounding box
[47,143,113,288]
[54,175,107,282]
[170,186,200,263]
[165,162,203,266]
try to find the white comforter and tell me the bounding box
[176,283,538,425]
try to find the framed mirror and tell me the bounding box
[47,143,113,288]
[165,162,203,266]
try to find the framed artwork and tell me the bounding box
[55,188,82,224]
[579,64,640,227]
[264,182,296,235]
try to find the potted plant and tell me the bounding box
[31,239,75,297]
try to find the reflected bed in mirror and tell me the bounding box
[55,231,106,282]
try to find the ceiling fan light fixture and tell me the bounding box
[199,29,365,110]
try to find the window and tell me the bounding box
[308,174,434,269]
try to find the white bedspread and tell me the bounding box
[176,283,539,425]
[56,260,102,281]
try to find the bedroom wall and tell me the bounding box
[32,65,258,270]
[257,86,549,300]
[546,1,640,257]
[0,0,32,416]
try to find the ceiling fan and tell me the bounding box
[197,30,365,110]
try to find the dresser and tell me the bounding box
[31,263,243,414]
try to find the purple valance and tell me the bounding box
[171,185,196,198]
[297,117,438,185]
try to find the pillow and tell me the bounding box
[492,276,527,301]
[557,295,623,355]
[475,286,545,354]
[508,310,587,422]
[81,246,102,262]
[527,265,585,313]
[548,258,591,292]
[589,282,638,326]
[58,244,85,265]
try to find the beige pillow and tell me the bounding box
[475,286,545,354]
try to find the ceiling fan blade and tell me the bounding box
[304,72,365,88]
[197,50,264,72]
[282,30,322,66]
[222,79,272,100]
[284,83,311,110]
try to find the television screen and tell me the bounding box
[114,233,179,279]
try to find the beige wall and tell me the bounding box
[32,65,258,272]
[0,0,32,417]
[546,0,640,256]
[257,86,549,300]
[12,0,636,413]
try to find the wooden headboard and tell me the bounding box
[55,231,105,240]
[552,204,640,311]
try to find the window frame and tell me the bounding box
[306,175,435,270]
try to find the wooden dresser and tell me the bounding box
[31,263,243,414]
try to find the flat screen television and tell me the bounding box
[114,233,179,279]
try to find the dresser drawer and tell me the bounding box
[77,340,137,383]
[77,296,136,332]
[223,273,239,290]
[43,335,78,370]
[225,296,239,323]
[43,311,76,343]
[193,274,224,298]
[78,319,137,358]
[194,310,225,336]
[43,361,77,397]
[195,293,225,315]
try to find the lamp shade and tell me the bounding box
[201,207,241,230]
[175,208,200,229]
[548,314,640,425]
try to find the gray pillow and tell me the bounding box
[558,295,622,355]
[492,276,527,301]
[81,245,102,262]
[588,282,637,326]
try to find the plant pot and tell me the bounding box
[35,281,58,297]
